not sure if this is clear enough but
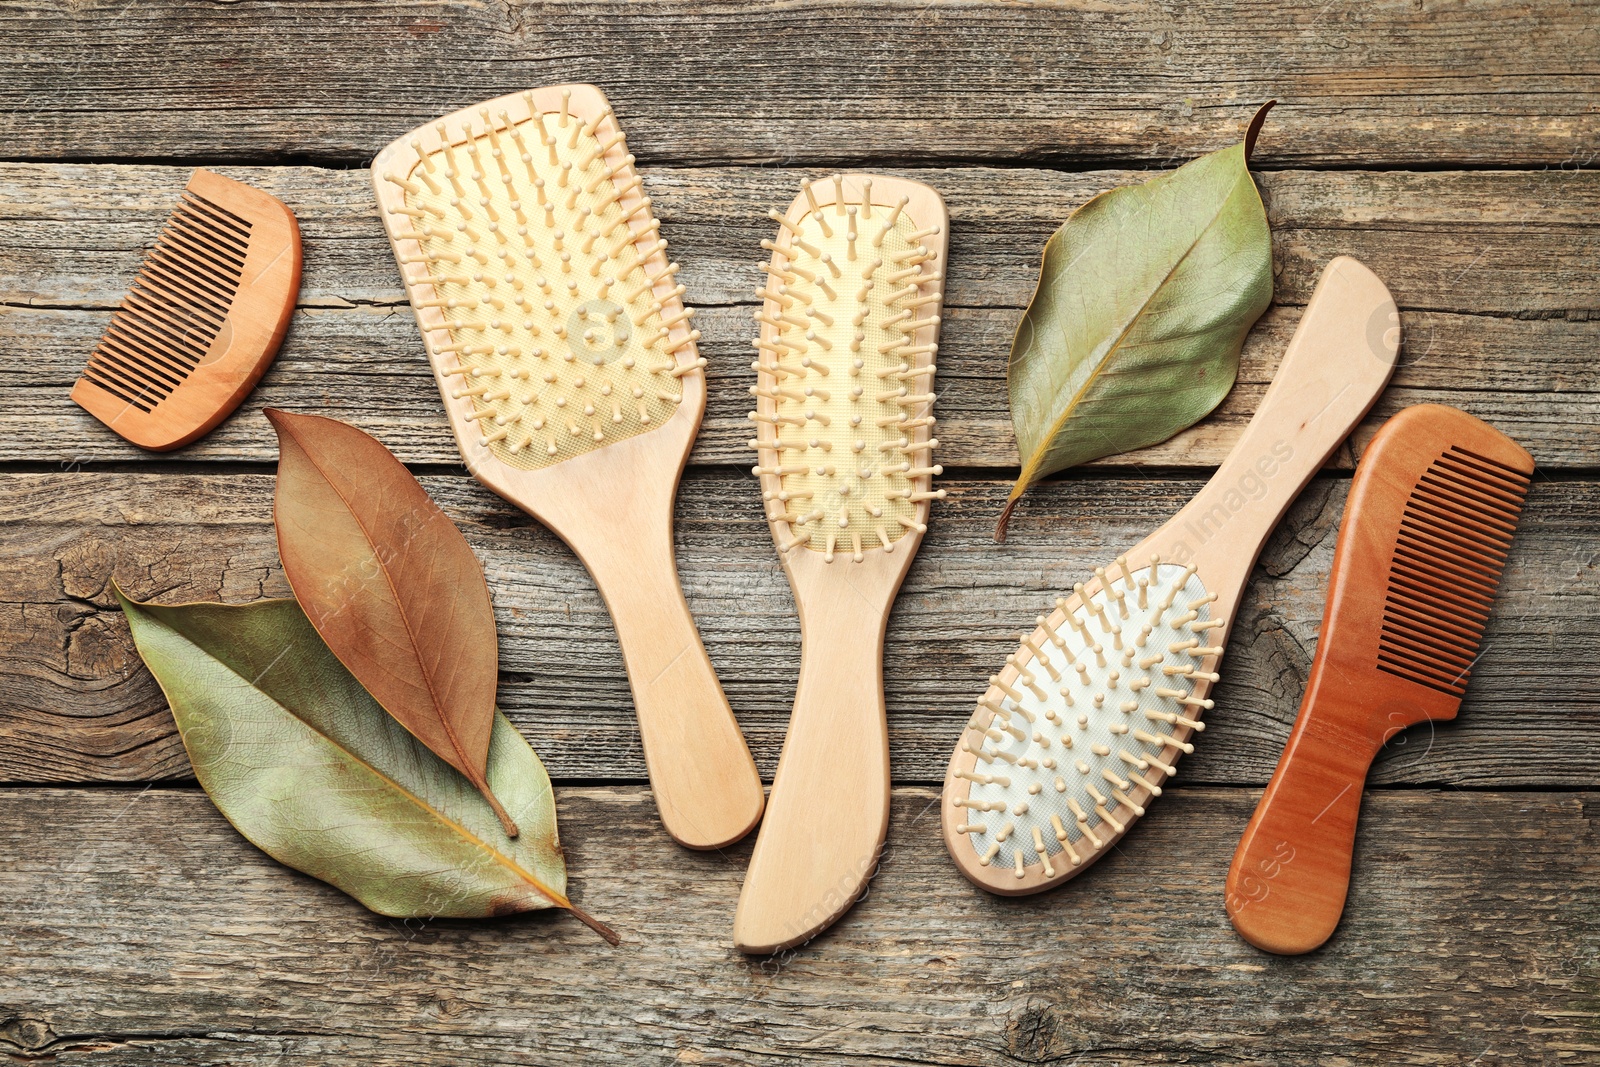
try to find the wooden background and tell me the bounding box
[2,2,1597,1063]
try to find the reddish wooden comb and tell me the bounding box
[1226,403,1533,954]
[71,169,300,451]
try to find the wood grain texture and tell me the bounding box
[3,6,1598,1053]
[3,469,1594,790]
[0,785,1595,1065]
[2,163,1597,469]
[0,2,1596,168]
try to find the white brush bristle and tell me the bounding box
[953,557,1224,877]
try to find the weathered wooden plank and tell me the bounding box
[0,785,1595,1065]
[9,302,1595,471]
[3,470,1593,789]
[2,163,1596,469]
[6,163,1598,312]
[1,2,1596,168]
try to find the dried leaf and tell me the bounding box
[115,588,615,941]
[264,408,517,836]
[998,103,1276,540]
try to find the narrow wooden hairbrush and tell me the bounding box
[941,256,1400,894]
[72,169,300,450]
[734,173,948,953]
[371,85,764,850]
[1226,404,1532,954]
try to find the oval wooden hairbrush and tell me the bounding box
[371,85,763,850]
[941,256,1400,894]
[734,173,948,953]
[1226,404,1533,955]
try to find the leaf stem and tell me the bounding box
[995,494,1021,543]
[1244,100,1277,163]
[480,784,521,838]
[566,901,621,945]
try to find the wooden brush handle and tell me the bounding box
[1179,256,1399,599]
[560,501,765,852]
[1226,677,1385,954]
[734,591,892,954]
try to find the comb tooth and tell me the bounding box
[152,221,245,280]
[1414,465,1525,515]
[82,363,171,409]
[165,222,248,277]
[1375,656,1469,694]
[168,205,250,265]
[1381,597,1488,647]
[82,366,163,409]
[108,302,209,366]
[1394,517,1511,575]
[133,247,233,315]
[1402,523,1517,580]
[102,311,200,368]
[139,232,240,304]
[1380,622,1480,668]
[1391,540,1506,599]
[1375,449,1529,693]
[1384,654,1476,698]
[143,250,238,311]
[1388,561,1502,618]
[1380,629,1480,678]
[168,207,250,264]
[85,350,173,402]
[1387,561,1499,622]
[1397,520,1513,574]
[181,190,253,239]
[131,268,230,329]
[1423,463,1527,513]
[1440,445,1533,489]
[122,304,215,358]
[81,370,156,411]
[1407,491,1522,545]
[93,336,187,392]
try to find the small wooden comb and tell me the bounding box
[71,169,300,451]
[1226,403,1533,954]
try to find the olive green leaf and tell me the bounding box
[998,103,1276,541]
[115,586,616,942]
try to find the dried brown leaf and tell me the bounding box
[265,409,517,837]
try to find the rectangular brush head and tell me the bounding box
[371,85,706,475]
[1315,403,1532,724]
[71,169,301,451]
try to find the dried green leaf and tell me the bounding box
[999,104,1276,540]
[115,587,615,941]
[264,408,516,836]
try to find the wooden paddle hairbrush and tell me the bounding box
[734,173,948,953]
[371,85,764,850]
[1226,403,1533,954]
[71,169,300,450]
[941,256,1400,894]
